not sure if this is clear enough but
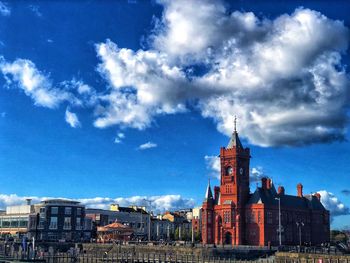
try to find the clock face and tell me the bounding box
[239,167,244,175]
[226,167,233,175]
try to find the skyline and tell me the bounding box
[0,0,349,229]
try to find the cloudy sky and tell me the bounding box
[0,0,349,229]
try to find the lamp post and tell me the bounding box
[191,218,194,244]
[275,197,282,246]
[296,222,304,246]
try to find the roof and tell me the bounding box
[205,182,213,200]
[97,222,133,233]
[247,186,327,211]
[227,131,243,149]
[86,207,148,215]
[40,199,81,205]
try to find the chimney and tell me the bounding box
[297,183,303,197]
[267,178,272,189]
[278,186,285,195]
[214,186,220,201]
[26,199,32,205]
[314,193,321,201]
[261,177,268,190]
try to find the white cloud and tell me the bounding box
[114,132,125,144]
[250,167,265,183]
[318,190,350,217]
[0,194,195,214]
[0,2,10,16]
[0,58,77,109]
[94,2,350,147]
[65,108,81,128]
[94,40,187,129]
[79,195,195,213]
[138,141,157,150]
[204,155,220,179]
[29,5,42,17]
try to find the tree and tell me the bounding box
[331,230,348,244]
[174,227,180,241]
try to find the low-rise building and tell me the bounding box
[86,204,151,240]
[0,199,92,242]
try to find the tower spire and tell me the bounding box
[205,179,213,200]
[227,114,243,149]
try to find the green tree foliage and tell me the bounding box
[330,230,348,244]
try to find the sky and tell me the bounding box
[0,0,349,229]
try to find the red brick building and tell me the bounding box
[201,126,330,246]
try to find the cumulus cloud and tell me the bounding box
[0,2,10,16]
[114,132,125,144]
[65,108,81,128]
[250,167,266,183]
[204,155,220,179]
[318,190,350,217]
[138,141,157,150]
[0,194,194,214]
[0,58,77,108]
[94,1,350,147]
[94,40,187,129]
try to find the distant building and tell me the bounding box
[162,211,191,240]
[151,217,175,240]
[0,200,33,237]
[0,199,92,242]
[202,124,330,246]
[86,204,151,239]
[192,207,202,238]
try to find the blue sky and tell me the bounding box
[0,0,349,229]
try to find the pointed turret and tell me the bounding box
[227,116,243,149]
[205,180,213,201]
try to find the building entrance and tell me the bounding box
[224,232,232,245]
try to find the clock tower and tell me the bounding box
[219,118,250,207]
[218,117,250,245]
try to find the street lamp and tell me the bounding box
[275,197,282,246]
[296,222,304,246]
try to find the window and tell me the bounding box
[38,217,46,229]
[224,211,230,223]
[51,207,58,214]
[49,217,58,229]
[208,228,212,241]
[207,212,212,224]
[76,217,82,230]
[267,211,273,224]
[63,217,71,230]
[40,207,46,214]
[48,232,59,241]
[258,211,261,224]
[77,208,82,216]
[65,207,72,215]
[19,219,28,227]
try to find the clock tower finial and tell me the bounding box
[234,115,237,133]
